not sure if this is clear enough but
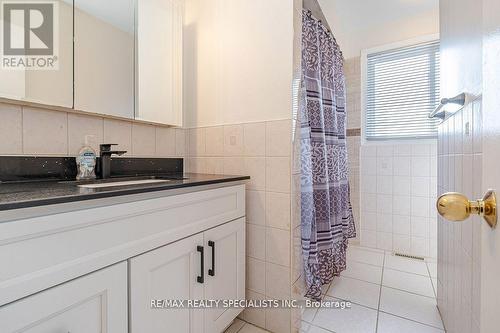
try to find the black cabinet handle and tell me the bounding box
[197,246,204,283]
[208,241,215,277]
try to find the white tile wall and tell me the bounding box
[360,142,438,258]
[185,119,293,333]
[437,99,482,333]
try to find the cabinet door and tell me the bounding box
[204,218,245,333]
[74,0,135,119]
[0,262,127,333]
[129,233,204,333]
[136,0,183,126]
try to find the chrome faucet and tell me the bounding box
[99,144,127,179]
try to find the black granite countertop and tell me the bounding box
[0,173,250,211]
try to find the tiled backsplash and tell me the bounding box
[437,99,482,333]
[0,103,186,158]
[360,142,438,258]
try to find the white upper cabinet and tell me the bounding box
[74,0,135,119]
[0,0,183,126]
[0,0,73,108]
[136,0,184,126]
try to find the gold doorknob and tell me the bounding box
[436,190,497,228]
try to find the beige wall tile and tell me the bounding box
[241,290,266,327]
[224,124,244,156]
[103,119,132,155]
[223,157,245,175]
[175,128,186,157]
[266,308,291,333]
[68,113,103,156]
[187,157,206,173]
[0,103,22,154]
[188,127,206,156]
[244,157,266,190]
[265,262,291,299]
[23,107,68,155]
[244,122,266,156]
[266,157,291,193]
[247,224,266,260]
[155,127,176,157]
[246,190,266,226]
[205,126,224,156]
[246,257,266,294]
[266,192,291,230]
[205,157,224,174]
[266,227,290,267]
[132,123,156,157]
[266,120,291,156]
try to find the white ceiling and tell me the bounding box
[319,0,438,32]
[318,0,440,58]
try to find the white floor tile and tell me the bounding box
[302,307,318,323]
[320,282,331,296]
[307,325,332,333]
[384,254,429,276]
[347,246,385,266]
[350,244,385,253]
[224,319,246,333]
[340,261,383,284]
[431,278,437,297]
[313,297,378,333]
[238,323,269,333]
[380,287,443,329]
[377,312,444,333]
[383,268,435,297]
[427,261,437,278]
[326,276,381,309]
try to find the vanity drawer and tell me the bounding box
[0,262,127,333]
[0,184,245,306]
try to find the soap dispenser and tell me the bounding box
[76,135,97,180]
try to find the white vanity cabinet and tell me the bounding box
[130,218,245,333]
[203,218,245,333]
[0,184,246,333]
[0,262,128,333]
[130,232,205,333]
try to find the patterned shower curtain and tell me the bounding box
[300,10,356,300]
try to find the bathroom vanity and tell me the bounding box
[0,174,248,332]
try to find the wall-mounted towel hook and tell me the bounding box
[429,92,467,120]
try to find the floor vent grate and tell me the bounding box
[393,252,425,261]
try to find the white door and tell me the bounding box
[129,233,204,333]
[203,218,245,333]
[0,262,128,333]
[478,0,500,331]
[438,0,500,332]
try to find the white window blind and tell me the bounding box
[365,40,440,140]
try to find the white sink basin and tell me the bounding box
[78,179,171,189]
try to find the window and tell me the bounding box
[364,39,440,140]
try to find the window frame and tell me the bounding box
[360,34,441,144]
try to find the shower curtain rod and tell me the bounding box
[302,0,332,32]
